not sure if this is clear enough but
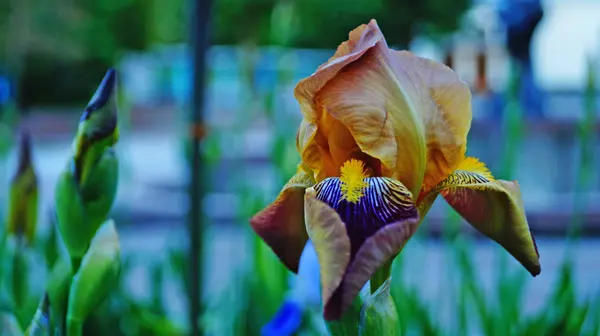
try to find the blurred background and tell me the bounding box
[1,0,599,334]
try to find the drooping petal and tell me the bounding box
[250,167,315,273]
[305,177,419,320]
[391,51,472,190]
[424,157,540,276]
[304,188,351,310]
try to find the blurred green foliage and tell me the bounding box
[1,0,469,106]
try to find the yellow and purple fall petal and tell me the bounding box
[250,167,315,273]
[424,157,541,276]
[305,160,419,320]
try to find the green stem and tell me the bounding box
[71,257,82,273]
[66,317,83,336]
[370,260,392,294]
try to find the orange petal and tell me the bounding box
[426,157,540,276]
[315,39,428,196]
[294,20,387,183]
[294,19,384,122]
[391,50,472,190]
[296,118,337,182]
[250,168,315,273]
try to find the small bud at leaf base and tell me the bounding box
[358,279,399,336]
[67,219,120,330]
[46,258,73,330]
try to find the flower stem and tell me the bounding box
[71,256,82,273]
[370,260,392,294]
[66,317,83,336]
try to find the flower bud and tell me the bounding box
[55,68,119,261]
[6,131,38,245]
[358,279,400,336]
[46,258,73,331]
[55,149,119,260]
[67,219,120,335]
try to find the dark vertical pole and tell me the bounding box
[190,0,211,335]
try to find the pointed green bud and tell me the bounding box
[72,68,119,187]
[358,279,400,336]
[67,219,120,335]
[0,312,24,335]
[46,258,73,331]
[55,148,119,261]
[6,131,38,245]
[55,69,120,262]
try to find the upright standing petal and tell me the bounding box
[294,20,473,197]
[294,21,386,183]
[391,51,472,190]
[296,119,337,182]
[250,167,315,273]
[422,157,540,276]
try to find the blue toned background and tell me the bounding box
[0,0,599,334]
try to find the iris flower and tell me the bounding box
[250,19,540,321]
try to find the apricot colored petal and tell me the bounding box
[392,50,472,189]
[296,118,337,182]
[294,19,384,122]
[250,169,315,273]
[316,41,428,196]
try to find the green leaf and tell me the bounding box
[0,312,24,336]
[46,259,73,333]
[24,294,51,336]
[67,219,121,334]
[9,244,29,311]
[43,222,60,272]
